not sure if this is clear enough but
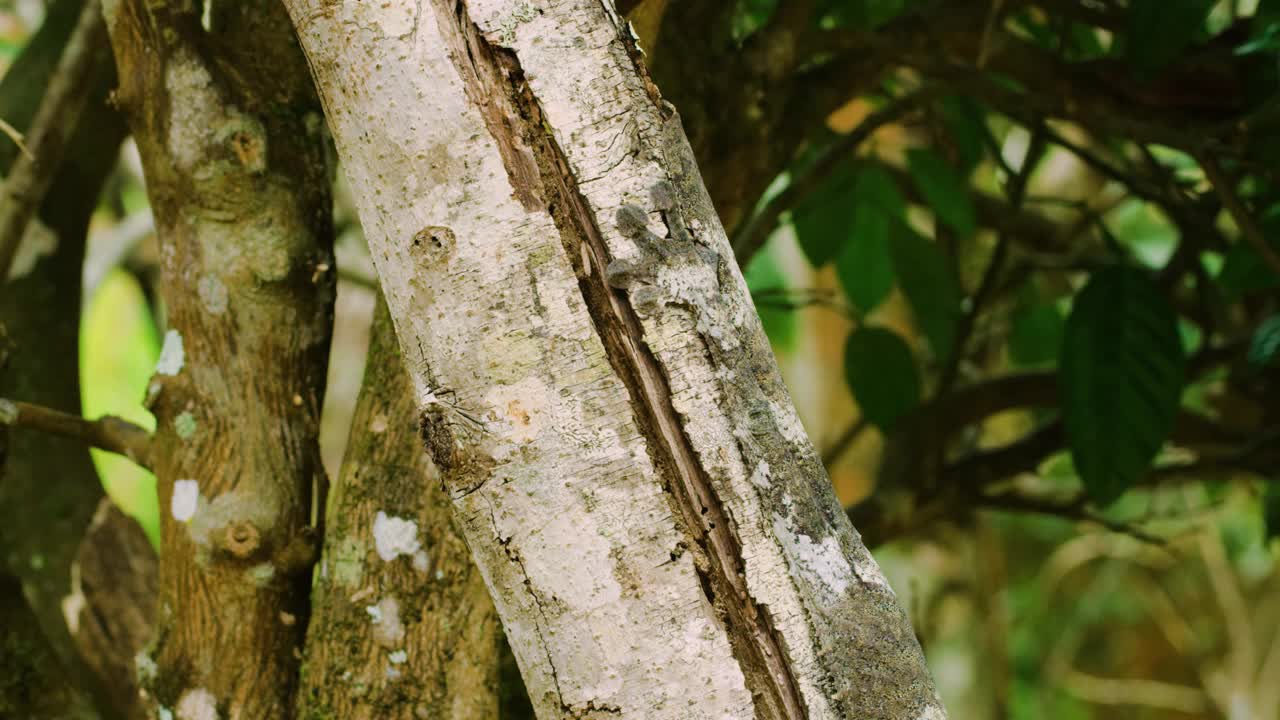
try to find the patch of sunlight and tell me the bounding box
[80,269,160,548]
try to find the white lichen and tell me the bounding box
[748,461,772,489]
[156,330,186,376]
[175,687,219,720]
[135,650,158,685]
[158,709,173,720]
[171,479,200,522]
[771,517,863,598]
[61,562,85,635]
[372,511,421,561]
[370,596,405,648]
[388,649,408,664]
[197,274,228,314]
[246,562,275,586]
[412,550,430,573]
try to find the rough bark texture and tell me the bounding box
[102,0,334,716]
[71,499,159,720]
[299,296,501,719]
[287,1,944,718]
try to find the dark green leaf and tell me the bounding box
[937,96,987,174]
[1217,204,1280,296]
[1248,315,1280,367]
[907,148,977,238]
[1126,0,1213,75]
[1239,0,1280,55]
[835,166,905,312]
[888,222,962,359]
[1010,287,1065,368]
[844,326,920,430]
[792,162,859,267]
[856,163,907,216]
[1060,266,1186,505]
[1266,482,1280,543]
[837,210,893,314]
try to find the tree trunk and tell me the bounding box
[286,2,945,718]
[298,296,502,719]
[102,0,334,715]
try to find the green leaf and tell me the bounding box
[937,96,987,174]
[907,148,977,238]
[1059,266,1186,505]
[855,163,907,217]
[888,222,962,359]
[1248,314,1280,367]
[792,162,859,267]
[1009,287,1065,368]
[835,166,904,312]
[1126,0,1213,75]
[843,326,920,430]
[1239,0,1280,55]
[1217,206,1280,296]
[837,211,893,314]
[745,250,797,351]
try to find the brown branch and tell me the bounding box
[0,399,151,469]
[1197,152,1280,277]
[977,491,1167,545]
[0,0,107,278]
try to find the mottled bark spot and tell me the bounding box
[224,521,262,559]
[412,226,456,264]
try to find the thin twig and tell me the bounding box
[0,118,32,160]
[978,491,1166,545]
[821,418,867,468]
[0,398,152,469]
[0,0,108,279]
[1197,152,1280,277]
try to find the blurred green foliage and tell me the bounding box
[80,269,160,547]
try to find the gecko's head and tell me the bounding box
[615,204,652,238]
[649,180,676,211]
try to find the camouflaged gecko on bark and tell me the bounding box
[605,181,736,345]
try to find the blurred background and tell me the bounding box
[5,0,1280,717]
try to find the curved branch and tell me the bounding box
[0,0,107,278]
[0,398,151,469]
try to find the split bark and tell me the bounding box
[102,0,334,715]
[286,1,945,718]
[298,296,501,719]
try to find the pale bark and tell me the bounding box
[102,0,334,716]
[286,2,944,718]
[299,296,501,719]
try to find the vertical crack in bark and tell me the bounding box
[432,2,807,717]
